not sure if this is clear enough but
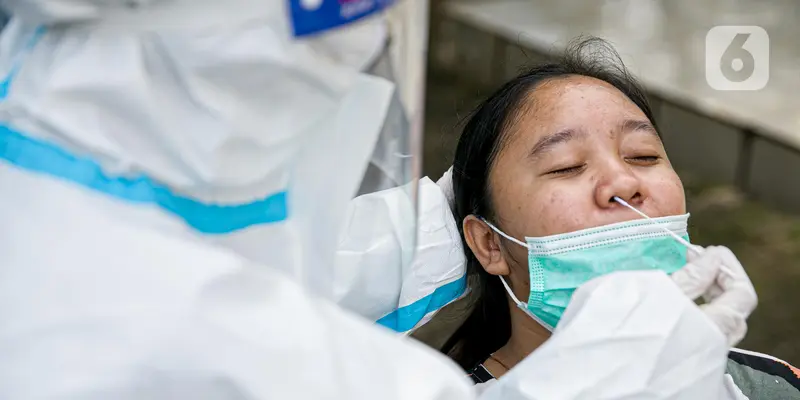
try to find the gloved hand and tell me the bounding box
[436,166,455,212]
[480,270,732,400]
[671,245,758,346]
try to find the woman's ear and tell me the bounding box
[463,215,510,276]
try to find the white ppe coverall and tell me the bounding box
[0,0,752,398]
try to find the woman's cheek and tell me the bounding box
[527,188,586,236]
[669,178,687,214]
[646,172,686,215]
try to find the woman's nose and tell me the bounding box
[594,162,644,209]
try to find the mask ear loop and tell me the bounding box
[480,217,555,331]
[480,218,527,248]
[498,274,555,332]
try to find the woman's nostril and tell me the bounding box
[611,193,642,205]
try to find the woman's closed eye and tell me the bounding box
[545,155,658,175]
[546,164,586,175]
[626,155,661,165]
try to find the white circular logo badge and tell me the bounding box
[300,0,324,11]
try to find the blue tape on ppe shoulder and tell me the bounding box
[0,124,288,233]
[376,274,468,333]
[289,0,396,37]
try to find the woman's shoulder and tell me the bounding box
[726,348,800,399]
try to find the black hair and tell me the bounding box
[441,37,659,370]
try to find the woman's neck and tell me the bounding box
[486,305,552,378]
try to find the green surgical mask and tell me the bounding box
[483,214,691,330]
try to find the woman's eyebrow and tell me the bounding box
[527,119,657,160]
[528,129,586,160]
[620,119,658,136]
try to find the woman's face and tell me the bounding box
[490,75,684,238]
[465,75,685,282]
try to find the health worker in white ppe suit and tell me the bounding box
[0,0,765,399]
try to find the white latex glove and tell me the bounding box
[671,246,758,347]
[436,166,455,212]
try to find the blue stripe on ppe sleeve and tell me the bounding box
[0,124,288,233]
[376,274,468,333]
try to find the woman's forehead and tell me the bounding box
[530,76,643,116]
[507,76,649,144]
